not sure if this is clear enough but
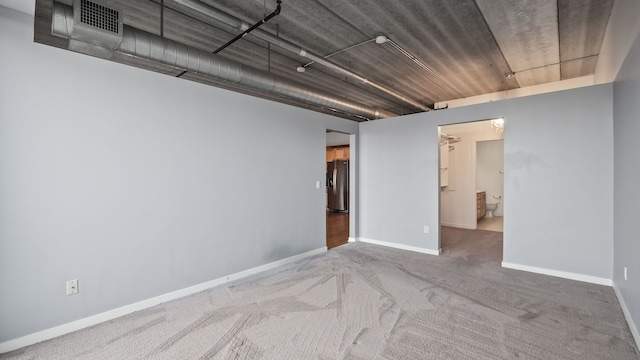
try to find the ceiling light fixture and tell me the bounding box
[375,35,388,44]
[505,72,516,79]
[490,117,505,133]
[296,66,306,73]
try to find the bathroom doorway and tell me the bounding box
[439,119,504,263]
[476,139,504,232]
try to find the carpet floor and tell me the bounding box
[441,226,503,263]
[2,241,638,359]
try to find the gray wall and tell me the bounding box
[0,7,357,342]
[613,27,640,340]
[359,84,614,280]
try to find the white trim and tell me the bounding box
[348,237,356,243]
[0,247,327,354]
[613,282,640,350]
[501,262,613,286]
[435,76,594,109]
[440,221,476,230]
[357,237,441,256]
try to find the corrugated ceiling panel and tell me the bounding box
[315,0,517,101]
[558,56,599,80]
[558,0,614,79]
[476,0,559,87]
[514,64,561,88]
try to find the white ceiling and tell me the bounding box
[326,132,350,147]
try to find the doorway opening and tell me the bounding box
[438,119,505,263]
[326,131,351,249]
[476,139,504,232]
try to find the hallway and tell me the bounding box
[326,212,349,249]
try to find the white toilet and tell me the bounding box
[486,195,502,218]
[486,203,498,218]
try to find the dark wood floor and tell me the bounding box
[326,211,349,249]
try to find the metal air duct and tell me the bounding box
[51,2,396,120]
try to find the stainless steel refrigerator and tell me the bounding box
[327,160,349,212]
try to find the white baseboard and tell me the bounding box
[357,237,441,256]
[613,282,640,350]
[440,222,476,230]
[348,237,356,243]
[0,247,327,354]
[501,262,613,286]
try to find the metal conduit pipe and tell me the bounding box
[213,0,281,54]
[51,3,395,120]
[174,0,430,113]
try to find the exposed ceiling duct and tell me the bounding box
[34,0,614,121]
[50,1,396,120]
[173,0,430,113]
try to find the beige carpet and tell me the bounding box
[2,241,638,359]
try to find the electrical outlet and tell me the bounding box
[316,181,321,189]
[624,266,628,281]
[66,279,78,296]
[424,226,429,234]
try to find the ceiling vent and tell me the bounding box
[72,0,123,49]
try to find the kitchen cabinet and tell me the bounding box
[326,148,336,162]
[335,147,349,160]
[327,146,349,162]
[477,191,486,219]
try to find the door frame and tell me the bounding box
[438,119,505,254]
[325,130,357,248]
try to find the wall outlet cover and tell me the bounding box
[66,279,78,295]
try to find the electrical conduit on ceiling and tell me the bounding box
[174,0,430,113]
[51,2,395,120]
[175,0,282,78]
[213,0,281,55]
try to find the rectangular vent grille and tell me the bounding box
[79,0,120,34]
